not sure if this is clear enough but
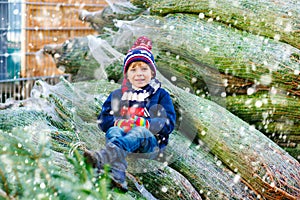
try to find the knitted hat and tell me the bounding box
[123,36,157,76]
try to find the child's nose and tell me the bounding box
[136,69,143,75]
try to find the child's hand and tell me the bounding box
[114,116,150,132]
[133,116,150,129]
[114,118,135,132]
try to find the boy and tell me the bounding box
[84,36,176,191]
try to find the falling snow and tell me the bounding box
[0,0,300,199]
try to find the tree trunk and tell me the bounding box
[78,3,145,34]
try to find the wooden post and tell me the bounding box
[20,1,26,78]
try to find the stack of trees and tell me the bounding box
[45,0,300,157]
[1,0,300,199]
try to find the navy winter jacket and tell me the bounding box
[98,88,176,148]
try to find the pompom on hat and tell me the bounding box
[123,36,157,76]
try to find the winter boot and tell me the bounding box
[103,143,128,192]
[84,143,126,168]
[84,143,128,191]
[83,149,108,173]
[110,161,128,192]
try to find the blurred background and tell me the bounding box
[0,0,106,102]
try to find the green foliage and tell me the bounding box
[0,109,48,132]
[0,127,132,200]
[131,0,300,49]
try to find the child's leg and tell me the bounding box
[111,126,159,157]
[85,127,157,191]
[107,127,158,191]
[105,126,126,144]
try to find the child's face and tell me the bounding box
[126,61,153,88]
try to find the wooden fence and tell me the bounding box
[0,0,106,103]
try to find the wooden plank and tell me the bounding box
[23,53,63,77]
[26,29,69,52]
[26,4,105,28]
[21,1,27,81]
[23,0,106,78]
[26,29,96,52]
[26,0,107,4]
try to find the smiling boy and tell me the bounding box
[84,36,176,191]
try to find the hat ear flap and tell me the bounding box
[121,78,129,93]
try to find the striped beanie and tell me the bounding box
[123,36,157,76]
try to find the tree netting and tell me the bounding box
[75,33,300,198]
[32,76,259,198]
[157,72,300,199]
[0,77,258,199]
[38,26,300,198]
[48,10,300,145]
[131,0,300,49]
[2,0,300,199]
[112,14,300,89]
[1,59,300,199]
[0,127,144,200]
[106,12,300,158]
[79,0,145,33]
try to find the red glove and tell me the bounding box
[114,118,135,132]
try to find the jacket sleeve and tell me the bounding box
[97,91,121,132]
[148,90,176,139]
